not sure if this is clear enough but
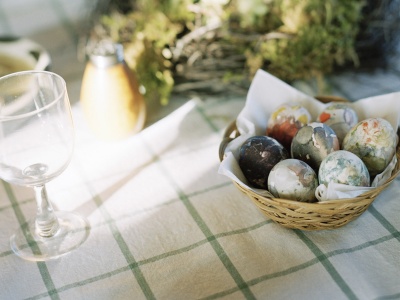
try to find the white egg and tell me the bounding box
[319,150,370,187]
[317,102,358,145]
[268,159,318,202]
[342,118,397,176]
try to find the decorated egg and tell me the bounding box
[342,118,397,176]
[268,159,318,202]
[319,150,370,187]
[317,103,358,144]
[291,122,340,171]
[266,103,312,151]
[239,136,289,189]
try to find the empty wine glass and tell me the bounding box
[0,71,90,261]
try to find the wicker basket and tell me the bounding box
[219,96,400,231]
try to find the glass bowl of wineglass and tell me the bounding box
[0,70,90,261]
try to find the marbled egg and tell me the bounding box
[268,159,318,202]
[239,136,289,189]
[266,103,312,151]
[342,118,397,176]
[319,150,370,187]
[291,122,340,171]
[317,103,358,145]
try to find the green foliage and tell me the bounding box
[240,0,364,81]
[95,0,365,103]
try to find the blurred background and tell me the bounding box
[0,0,92,104]
[1,0,400,113]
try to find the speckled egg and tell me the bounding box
[319,150,370,187]
[266,103,312,151]
[291,122,340,171]
[268,159,318,202]
[317,103,358,145]
[239,136,289,189]
[342,118,397,176]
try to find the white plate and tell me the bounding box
[0,36,51,77]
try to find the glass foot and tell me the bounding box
[10,211,90,261]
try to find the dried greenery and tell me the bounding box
[89,0,368,104]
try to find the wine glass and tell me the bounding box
[0,71,90,261]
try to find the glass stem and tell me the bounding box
[34,185,60,238]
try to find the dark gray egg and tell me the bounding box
[291,122,339,171]
[239,136,289,189]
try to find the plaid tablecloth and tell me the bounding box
[0,94,400,300]
[1,1,400,299]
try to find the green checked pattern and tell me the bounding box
[1,96,400,300]
[1,1,400,299]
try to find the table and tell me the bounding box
[1,91,400,299]
[1,1,400,299]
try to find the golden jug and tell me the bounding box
[80,43,145,140]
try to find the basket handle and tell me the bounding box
[314,95,348,103]
[219,121,239,162]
